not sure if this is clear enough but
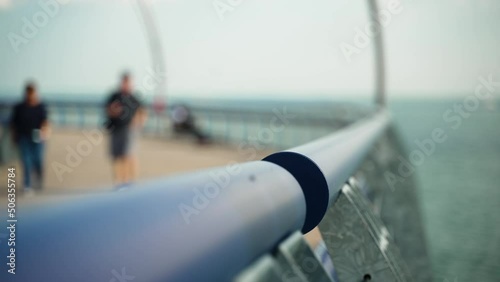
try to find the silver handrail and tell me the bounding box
[264,110,390,232]
[0,111,390,282]
[0,0,392,280]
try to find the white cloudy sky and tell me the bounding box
[0,0,498,100]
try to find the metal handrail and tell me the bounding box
[0,111,390,282]
[264,111,390,232]
[0,0,392,279]
[1,162,306,282]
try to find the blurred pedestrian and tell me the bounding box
[170,104,208,144]
[10,82,50,195]
[104,72,146,188]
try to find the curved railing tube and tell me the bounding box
[0,113,390,282]
[367,0,387,107]
[134,1,167,98]
[264,111,390,232]
[0,162,305,282]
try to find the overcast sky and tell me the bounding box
[0,0,498,100]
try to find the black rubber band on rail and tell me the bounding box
[263,152,329,233]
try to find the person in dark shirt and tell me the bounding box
[10,82,50,194]
[104,73,146,187]
[170,104,209,144]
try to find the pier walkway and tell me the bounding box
[0,129,269,198]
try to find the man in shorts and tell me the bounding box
[105,73,146,187]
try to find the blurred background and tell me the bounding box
[0,0,499,281]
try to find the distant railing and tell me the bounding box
[0,100,375,150]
